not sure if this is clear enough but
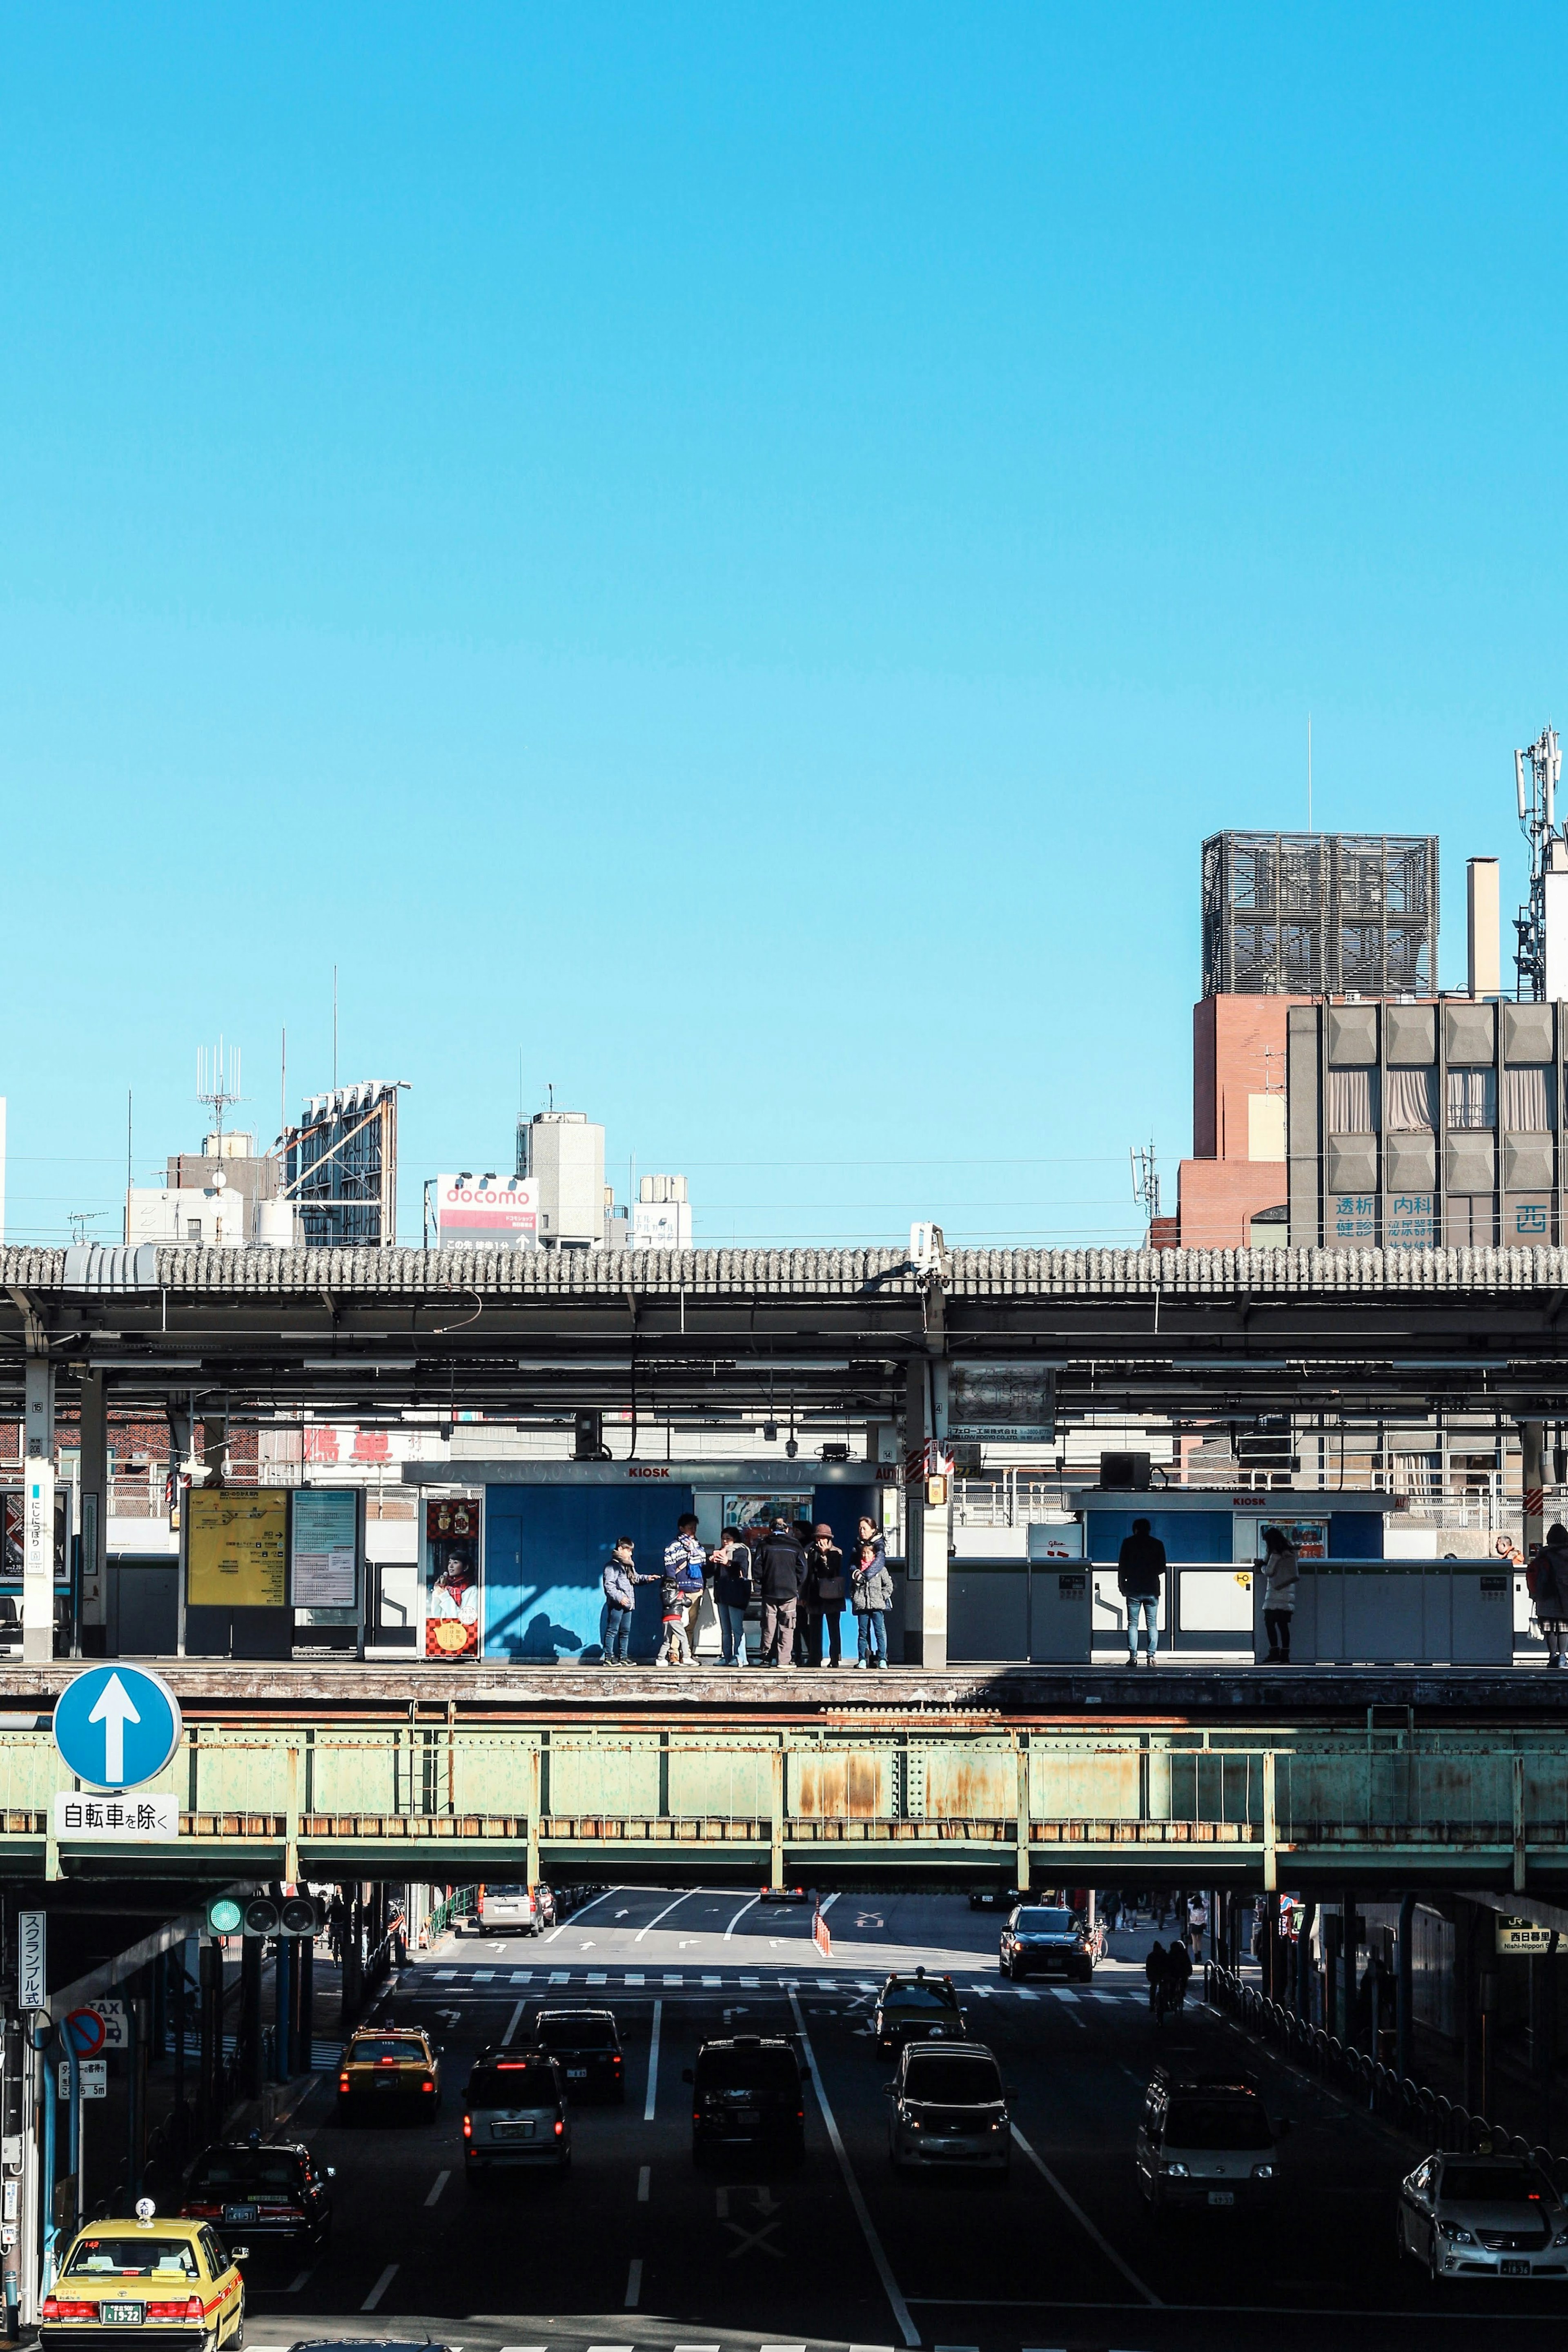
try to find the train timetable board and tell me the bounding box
[186,1489,289,1608]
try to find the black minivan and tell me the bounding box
[530,2009,626,2102]
[685,2035,808,2167]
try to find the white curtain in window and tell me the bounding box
[1328,1067,1379,1133]
[1446,1068,1497,1130]
[1385,1068,1436,1131]
[1501,1065,1553,1131]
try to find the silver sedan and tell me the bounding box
[1397,2151,1568,2282]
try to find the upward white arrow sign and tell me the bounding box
[87,1674,141,1785]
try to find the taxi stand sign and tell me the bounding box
[57,2062,105,2102]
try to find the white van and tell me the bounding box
[474,1882,543,1935]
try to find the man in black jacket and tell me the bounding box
[1117,1516,1166,1667]
[753,1517,808,1669]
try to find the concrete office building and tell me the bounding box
[518,1110,606,1248]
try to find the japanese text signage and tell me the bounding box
[17,1911,45,2010]
[54,1793,179,1840]
[292,1489,358,1610]
[187,1489,288,1607]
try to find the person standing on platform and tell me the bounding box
[1116,1518,1166,1666]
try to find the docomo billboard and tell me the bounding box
[437,1175,539,1243]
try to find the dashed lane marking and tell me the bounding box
[361,2264,398,2311]
[424,2168,450,2206]
[624,2260,643,2310]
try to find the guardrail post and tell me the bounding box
[770,1741,786,1891]
[527,1746,541,1889]
[1014,1739,1030,1893]
[1262,1749,1277,1892]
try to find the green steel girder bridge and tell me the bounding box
[0,1662,1561,1897]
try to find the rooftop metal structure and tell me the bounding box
[1201,829,1438,997]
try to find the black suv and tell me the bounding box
[874,1969,967,2057]
[180,2138,334,2249]
[530,2008,626,2102]
[685,2035,808,2166]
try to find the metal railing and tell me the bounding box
[422,1887,476,1944]
[1204,1961,1563,2191]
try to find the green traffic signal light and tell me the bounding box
[207,1896,243,1935]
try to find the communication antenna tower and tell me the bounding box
[1130,1139,1161,1228]
[196,1039,245,1149]
[1514,725,1563,1000]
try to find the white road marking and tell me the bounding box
[627,1972,645,1985]
[361,2264,398,2310]
[819,1893,841,1914]
[282,2265,316,2294]
[787,1988,918,2348]
[634,1891,695,1942]
[474,1970,494,1982]
[510,1970,533,1984]
[550,1970,569,1983]
[724,1894,762,1940]
[589,1972,608,1984]
[435,1969,455,1980]
[545,1884,620,1942]
[740,1975,760,1986]
[664,1974,683,1986]
[703,1974,721,1986]
[424,2168,450,2206]
[502,2001,526,2046]
[637,2163,650,2201]
[644,1997,662,2120]
[1010,2122,1161,2305]
[624,2258,643,2308]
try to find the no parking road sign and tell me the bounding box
[63,2009,106,2060]
[52,1665,182,1792]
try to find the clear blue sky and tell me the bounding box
[5,5,1566,1246]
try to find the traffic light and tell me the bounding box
[207,1894,325,1937]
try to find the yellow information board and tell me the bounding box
[187,1490,289,1608]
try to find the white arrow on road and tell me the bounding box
[87,1674,141,1784]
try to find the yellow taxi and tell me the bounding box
[41,2204,245,2351]
[336,2024,441,2120]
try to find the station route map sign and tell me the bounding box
[948,1362,1056,1442]
[187,1488,288,1607]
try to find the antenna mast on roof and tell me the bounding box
[196,1040,244,1150]
[1514,724,1563,1001]
[1130,1139,1160,1228]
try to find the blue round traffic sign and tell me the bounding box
[52,1665,183,1792]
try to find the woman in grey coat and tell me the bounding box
[850,1516,893,1669]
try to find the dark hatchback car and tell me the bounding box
[462,2047,570,2176]
[181,2140,334,2250]
[530,2008,626,2102]
[874,1970,968,2057]
[686,2035,808,2166]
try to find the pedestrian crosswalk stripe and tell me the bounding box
[549,1970,568,1982]
[473,1970,494,1982]
[510,1969,532,1983]
[588,1972,608,1984]
[664,1974,683,1985]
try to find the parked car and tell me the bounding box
[969,1887,1020,1912]
[760,1884,810,1906]
[336,2028,441,2121]
[1397,2151,1568,2281]
[999,1903,1094,1982]
[1135,2067,1285,2213]
[180,2139,333,2249]
[885,2041,1012,2178]
[462,2045,570,2177]
[686,2035,807,2166]
[529,2008,626,2101]
[873,1970,967,2057]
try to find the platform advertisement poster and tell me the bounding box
[424,1497,480,1659]
[292,1489,359,1616]
[186,1490,288,1607]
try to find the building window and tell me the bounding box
[186,1219,201,1242]
[1385,1068,1437,1130]
[1501,1064,1554,1131]
[1328,1067,1379,1133]
[1446,1068,1497,1130]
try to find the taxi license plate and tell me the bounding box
[374,2074,399,2087]
[101,2305,143,2325]
[567,2067,588,2080]
[492,2120,534,2140]
[223,2203,258,2223]
[1502,2259,1529,2276]
[1207,2190,1235,2207]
